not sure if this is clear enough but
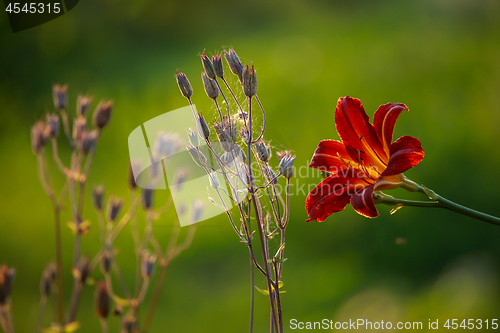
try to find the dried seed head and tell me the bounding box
[0,265,15,305]
[93,101,113,130]
[201,53,216,79]
[201,72,219,100]
[224,48,243,82]
[80,130,99,155]
[74,255,90,283]
[142,252,156,279]
[108,197,124,222]
[72,116,86,142]
[53,84,68,110]
[186,144,207,167]
[175,71,193,99]
[95,281,110,318]
[40,263,56,297]
[187,128,199,147]
[213,119,233,152]
[255,140,271,162]
[31,121,48,153]
[45,114,60,138]
[197,113,210,140]
[154,132,182,158]
[191,200,205,223]
[278,151,296,179]
[142,188,154,210]
[92,185,105,211]
[77,95,93,117]
[101,251,112,273]
[242,65,257,97]
[212,54,224,78]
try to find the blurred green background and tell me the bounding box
[1,0,500,331]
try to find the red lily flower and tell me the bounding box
[306,96,425,221]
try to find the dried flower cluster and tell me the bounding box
[0,85,202,333]
[175,48,295,333]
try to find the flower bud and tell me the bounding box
[175,72,193,99]
[200,53,216,79]
[77,95,93,117]
[142,188,154,210]
[142,252,156,279]
[80,130,99,155]
[242,65,257,97]
[202,72,219,100]
[95,281,110,319]
[46,114,60,138]
[212,54,224,78]
[31,121,48,153]
[107,197,123,222]
[278,151,295,179]
[53,84,68,110]
[197,113,210,140]
[255,140,271,162]
[92,185,105,211]
[224,48,243,82]
[187,128,199,147]
[93,101,113,130]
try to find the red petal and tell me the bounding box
[350,185,378,218]
[373,103,408,151]
[335,97,388,167]
[306,170,372,222]
[309,140,353,172]
[381,136,425,177]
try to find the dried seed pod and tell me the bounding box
[191,200,205,223]
[72,116,86,142]
[201,72,219,100]
[93,101,113,130]
[77,95,93,117]
[263,164,278,185]
[242,65,257,97]
[108,197,123,222]
[101,251,112,273]
[255,140,271,162]
[197,113,210,140]
[92,185,105,211]
[187,128,199,147]
[40,263,56,297]
[187,144,207,167]
[95,281,110,318]
[142,252,156,279]
[80,130,99,155]
[142,188,154,210]
[45,114,60,138]
[31,121,48,153]
[52,84,68,110]
[75,255,90,283]
[200,53,216,79]
[212,53,224,78]
[175,71,193,99]
[278,151,296,179]
[224,48,243,82]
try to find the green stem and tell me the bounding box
[375,184,500,227]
